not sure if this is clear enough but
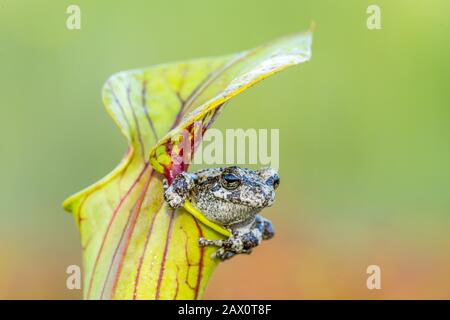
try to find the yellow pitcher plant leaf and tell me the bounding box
[63,30,312,300]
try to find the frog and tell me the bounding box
[163,166,279,260]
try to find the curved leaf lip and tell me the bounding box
[148,29,313,183]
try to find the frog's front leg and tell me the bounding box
[163,172,197,209]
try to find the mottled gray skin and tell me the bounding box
[163,166,279,260]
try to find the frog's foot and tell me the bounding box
[212,248,237,260]
[198,238,236,261]
[212,247,254,260]
[199,232,261,261]
[255,215,275,240]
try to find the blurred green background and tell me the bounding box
[1,0,449,299]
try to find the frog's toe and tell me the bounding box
[213,248,236,261]
[241,233,261,249]
[199,237,225,247]
[162,178,169,191]
[164,193,184,209]
[198,237,209,247]
[262,221,275,240]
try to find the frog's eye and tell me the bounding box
[272,176,280,189]
[221,173,241,190]
[266,174,280,189]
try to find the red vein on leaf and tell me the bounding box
[180,226,197,290]
[127,84,146,160]
[100,168,151,295]
[154,209,176,300]
[141,76,158,141]
[193,217,205,300]
[76,146,135,255]
[132,196,166,299]
[171,52,248,129]
[103,168,155,299]
[173,265,180,299]
[172,69,213,129]
[86,162,149,299]
[108,82,132,137]
[99,191,141,296]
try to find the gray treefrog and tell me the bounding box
[163,166,279,260]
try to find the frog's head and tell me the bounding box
[210,166,280,209]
